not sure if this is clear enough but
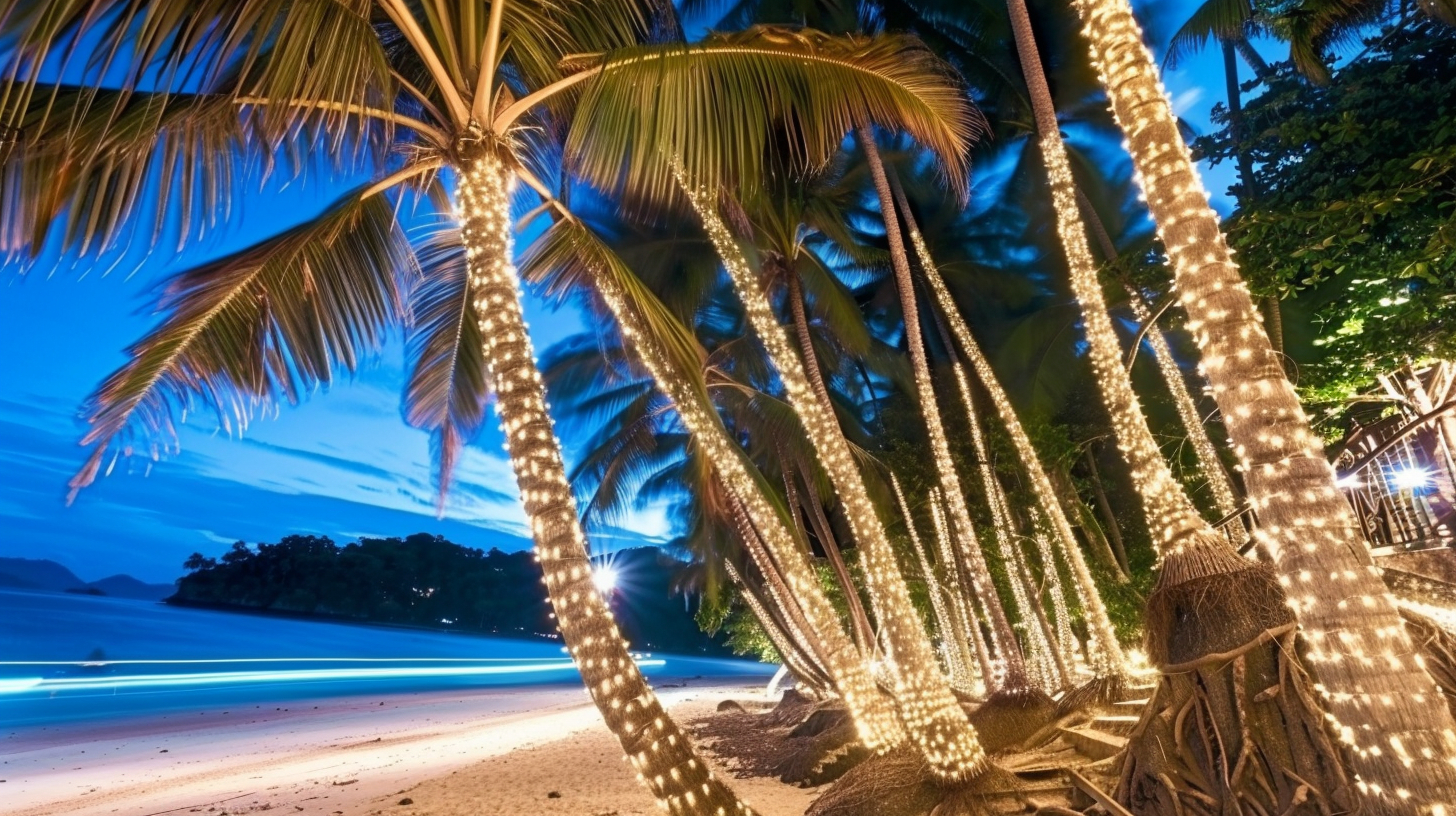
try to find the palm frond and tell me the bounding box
[1162,0,1256,68]
[1,89,250,256]
[70,190,412,500]
[401,220,487,510]
[564,27,984,210]
[1,0,393,139]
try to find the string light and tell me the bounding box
[1070,0,1456,807]
[586,242,903,753]
[909,227,1126,677]
[677,172,986,780]
[1126,289,1243,524]
[456,149,750,816]
[892,472,977,691]
[931,488,996,690]
[954,363,1077,688]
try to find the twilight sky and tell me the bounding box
[0,5,1258,583]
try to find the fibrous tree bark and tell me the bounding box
[1073,0,1456,809]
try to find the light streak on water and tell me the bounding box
[0,658,666,695]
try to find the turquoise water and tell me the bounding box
[0,589,773,728]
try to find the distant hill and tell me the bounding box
[0,557,85,591]
[169,533,733,655]
[0,557,174,600]
[88,574,176,601]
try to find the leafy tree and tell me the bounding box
[1197,21,1456,409]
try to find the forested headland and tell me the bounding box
[170,533,732,656]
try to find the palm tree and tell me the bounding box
[1075,0,1456,808]
[680,170,990,779]
[5,3,1000,809]
[526,231,905,751]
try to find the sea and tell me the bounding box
[0,588,774,730]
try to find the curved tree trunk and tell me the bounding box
[679,176,986,781]
[784,273,880,655]
[1007,2,1360,811]
[586,237,904,754]
[1074,184,1243,523]
[888,173,1129,678]
[457,151,745,816]
[891,471,978,690]
[727,502,835,693]
[1073,0,1456,807]
[858,125,1032,692]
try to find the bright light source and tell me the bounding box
[592,567,618,594]
[1335,473,1363,490]
[1390,466,1432,491]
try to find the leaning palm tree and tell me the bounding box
[5,3,997,811]
[1074,0,1456,809]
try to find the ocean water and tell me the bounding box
[0,589,773,729]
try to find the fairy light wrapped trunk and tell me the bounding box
[1070,1,1456,810]
[1001,0,1383,811]
[859,127,1036,695]
[679,174,987,781]
[893,184,1127,679]
[455,148,748,816]
[582,242,904,753]
[892,471,979,692]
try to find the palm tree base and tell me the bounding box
[805,746,1024,816]
[1119,546,1355,815]
[965,687,1059,755]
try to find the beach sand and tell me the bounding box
[4,679,811,816]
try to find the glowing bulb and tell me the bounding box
[593,566,619,594]
[1389,467,1431,492]
[1335,473,1363,490]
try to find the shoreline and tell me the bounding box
[3,677,800,816]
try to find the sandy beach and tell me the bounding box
[4,678,811,816]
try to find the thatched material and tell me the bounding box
[1117,540,1355,815]
[805,747,1025,816]
[691,694,870,786]
[967,687,1059,754]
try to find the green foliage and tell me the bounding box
[1196,22,1456,407]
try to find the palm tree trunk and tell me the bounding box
[858,125,1032,692]
[1221,39,1285,357]
[784,273,879,654]
[930,488,997,687]
[890,471,977,690]
[1075,0,1456,806]
[729,495,836,687]
[587,245,904,753]
[887,174,1129,679]
[954,361,1076,687]
[679,176,986,781]
[730,490,836,674]
[1072,183,1243,522]
[456,151,744,816]
[1082,447,1131,574]
[725,558,833,696]
[1010,11,1357,813]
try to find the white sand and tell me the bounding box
[3,680,811,816]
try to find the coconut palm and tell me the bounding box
[6,2,995,809]
[1075,0,1456,808]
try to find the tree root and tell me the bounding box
[1118,551,1355,816]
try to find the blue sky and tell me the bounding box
[0,6,1263,583]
